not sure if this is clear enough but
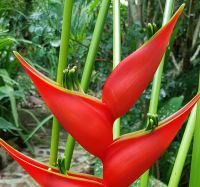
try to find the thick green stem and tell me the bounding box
[113,0,121,139]
[189,72,200,187]
[64,79,75,171]
[49,0,74,167]
[63,0,111,170]
[140,0,174,186]
[81,0,111,91]
[168,105,197,187]
[64,134,75,170]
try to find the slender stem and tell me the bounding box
[189,72,200,187]
[168,105,197,187]
[113,0,121,69]
[56,1,74,84]
[140,0,174,186]
[63,0,111,170]
[49,0,74,167]
[64,82,75,171]
[113,0,121,139]
[148,0,174,114]
[113,118,121,139]
[64,134,75,170]
[81,0,111,91]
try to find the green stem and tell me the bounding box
[189,72,200,187]
[168,105,197,187]
[113,0,121,139]
[64,134,75,170]
[49,0,74,167]
[63,0,111,170]
[81,0,111,91]
[148,1,174,114]
[140,0,174,186]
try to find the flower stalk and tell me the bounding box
[63,66,78,171]
[113,0,121,139]
[64,134,75,171]
[49,0,74,166]
[189,72,200,187]
[81,0,111,91]
[140,0,175,186]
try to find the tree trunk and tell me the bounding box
[182,0,197,71]
[128,0,143,26]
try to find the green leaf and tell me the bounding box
[0,38,13,50]
[0,69,33,151]
[25,114,53,142]
[0,86,10,100]
[158,96,184,120]
[0,117,19,131]
[0,69,18,86]
[0,85,19,128]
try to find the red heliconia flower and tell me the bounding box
[13,5,184,158]
[1,4,199,187]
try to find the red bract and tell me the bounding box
[102,94,200,187]
[1,4,198,187]
[102,4,184,118]
[0,139,104,187]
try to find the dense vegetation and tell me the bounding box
[0,0,199,186]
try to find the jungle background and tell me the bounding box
[0,0,199,186]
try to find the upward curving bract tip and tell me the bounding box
[102,6,184,119]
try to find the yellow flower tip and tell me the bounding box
[13,51,24,63]
[13,51,19,56]
[176,3,185,16]
[180,3,186,9]
[178,3,185,14]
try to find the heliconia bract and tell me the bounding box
[102,94,200,187]
[102,5,184,119]
[0,139,104,187]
